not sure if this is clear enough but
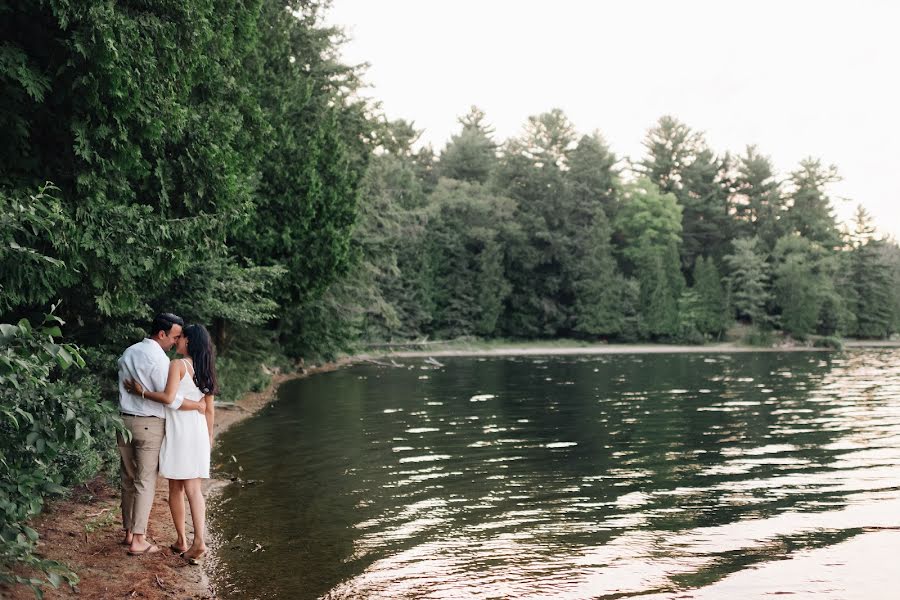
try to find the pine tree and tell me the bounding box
[850,206,895,338]
[638,249,679,339]
[640,116,731,268]
[723,237,771,326]
[692,256,728,338]
[785,158,842,248]
[438,106,498,184]
[731,146,787,251]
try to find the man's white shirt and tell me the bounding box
[118,338,184,417]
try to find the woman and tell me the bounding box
[125,324,218,565]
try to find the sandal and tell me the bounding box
[170,544,189,555]
[127,544,160,556]
[185,550,206,565]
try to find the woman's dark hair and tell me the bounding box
[183,324,220,395]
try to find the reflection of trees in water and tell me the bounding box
[211,351,900,599]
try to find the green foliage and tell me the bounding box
[438,106,498,184]
[232,0,371,350]
[785,158,842,248]
[813,335,844,350]
[742,326,775,347]
[0,309,123,596]
[1,0,268,346]
[724,237,772,326]
[640,116,731,267]
[0,184,75,312]
[615,178,683,269]
[674,289,706,344]
[731,146,786,251]
[424,179,515,337]
[637,248,680,339]
[692,256,729,338]
[492,109,578,337]
[771,235,841,337]
[849,206,896,338]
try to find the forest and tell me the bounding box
[1,0,898,593]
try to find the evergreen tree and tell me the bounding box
[230,0,372,355]
[492,109,577,337]
[785,158,842,248]
[850,206,895,338]
[692,256,728,338]
[425,179,515,338]
[563,132,622,337]
[568,207,623,338]
[731,146,787,250]
[640,116,731,268]
[771,235,842,337]
[1,0,269,343]
[438,106,497,184]
[567,132,620,220]
[638,249,680,339]
[723,237,771,326]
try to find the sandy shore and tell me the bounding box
[6,340,896,598]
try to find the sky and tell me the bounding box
[326,0,899,239]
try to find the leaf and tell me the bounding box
[55,347,73,370]
[48,572,62,588]
[23,526,39,541]
[44,483,67,494]
[0,324,19,337]
[65,408,75,422]
[17,319,31,335]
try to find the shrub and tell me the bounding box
[0,308,124,597]
[813,336,844,351]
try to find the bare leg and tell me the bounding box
[183,478,207,559]
[168,479,188,552]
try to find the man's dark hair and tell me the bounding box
[149,313,184,337]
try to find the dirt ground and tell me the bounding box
[2,360,351,600]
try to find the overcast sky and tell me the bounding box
[327,0,899,239]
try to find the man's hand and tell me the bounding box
[124,378,144,396]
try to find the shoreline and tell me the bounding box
[7,341,897,598]
[4,359,351,600]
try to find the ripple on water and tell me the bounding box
[210,349,900,600]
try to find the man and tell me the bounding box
[117,313,185,555]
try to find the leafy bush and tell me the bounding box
[813,336,844,350]
[743,327,775,347]
[0,308,124,597]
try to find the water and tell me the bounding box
[209,350,900,599]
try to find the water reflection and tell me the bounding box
[210,350,900,599]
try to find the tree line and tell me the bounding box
[317,108,900,348]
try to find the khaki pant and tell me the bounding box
[117,415,164,535]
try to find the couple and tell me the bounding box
[116,313,218,564]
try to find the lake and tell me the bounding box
[209,349,900,599]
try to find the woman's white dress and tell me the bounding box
[159,359,211,479]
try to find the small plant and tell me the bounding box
[743,327,774,347]
[813,336,844,350]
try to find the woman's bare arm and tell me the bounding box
[125,361,205,412]
[204,394,215,445]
